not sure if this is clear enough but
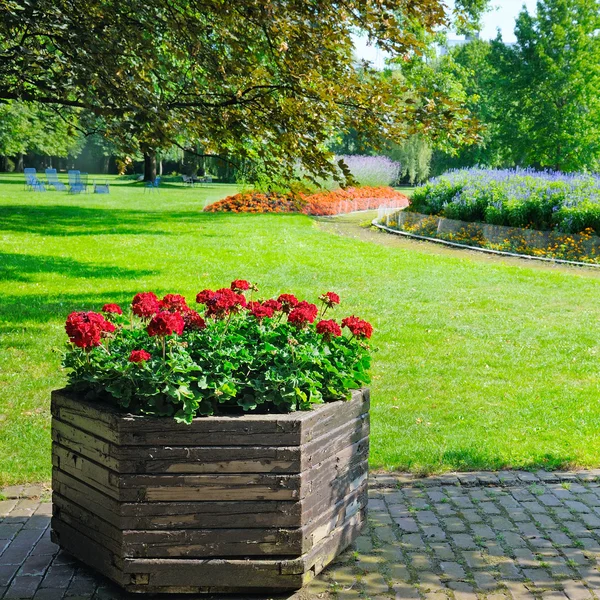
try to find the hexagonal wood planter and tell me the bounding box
[50,388,369,594]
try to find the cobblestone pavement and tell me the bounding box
[5,471,600,599]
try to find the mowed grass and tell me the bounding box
[1,173,600,484]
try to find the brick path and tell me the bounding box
[4,471,600,599]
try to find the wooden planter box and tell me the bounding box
[50,388,370,594]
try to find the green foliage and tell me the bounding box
[0,0,483,183]
[491,0,600,172]
[0,101,83,158]
[63,302,371,422]
[386,136,432,184]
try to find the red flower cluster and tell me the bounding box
[288,302,319,327]
[183,309,206,331]
[132,292,160,318]
[102,303,123,315]
[230,279,251,292]
[196,288,247,318]
[248,301,275,321]
[277,294,299,313]
[320,292,340,307]
[159,294,188,313]
[147,312,185,337]
[316,319,342,337]
[65,311,115,348]
[342,316,373,339]
[129,349,151,363]
[262,299,282,312]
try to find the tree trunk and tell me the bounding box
[159,159,163,176]
[102,155,110,174]
[143,149,157,181]
[16,153,23,172]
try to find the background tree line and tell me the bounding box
[1,0,596,184]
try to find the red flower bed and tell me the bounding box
[204,186,409,215]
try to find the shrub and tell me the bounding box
[62,283,373,422]
[411,168,600,235]
[205,186,409,215]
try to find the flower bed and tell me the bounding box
[411,168,600,235]
[204,186,409,215]
[62,282,372,422]
[381,210,600,264]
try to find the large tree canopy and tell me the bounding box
[0,0,486,180]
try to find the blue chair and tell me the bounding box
[45,168,66,191]
[144,176,160,192]
[68,170,87,194]
[93,179,110,194]
[24,168,46,192]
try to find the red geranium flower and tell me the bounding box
[183,309,206,331]
[65,311,115,348]
[202,288,247,318]
[196,289,216,305]
[102,303,123,315]
[230,279,251,292]
[296,301,318,319]
[341,316,373,339]
[147,311,185,337]
[288,303,318,327]
[249,304,274,321]
[129,349,151,363]
[262,299,283,312]
[159,294,188,313]
[132,292,160,318]
[320,292,340,307]
[316,319,342,337]
[277,294,299,313]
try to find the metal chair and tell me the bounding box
[68,170,87,194]
[144,176,161,192]
[45,168,66,191]
[93,179,110,194]
[24,168,46,192]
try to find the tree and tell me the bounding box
[490,0,600,172]
[0,101,83,170]
[0,0,487,181]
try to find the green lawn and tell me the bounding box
[1,173,600,485]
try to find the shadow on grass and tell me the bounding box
[0,253,153,282]
[0,292,146,329]
[0,205,231,236]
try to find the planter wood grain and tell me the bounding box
[50,388,370,594]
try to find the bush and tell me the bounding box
[411,168,600,235]
[62,283,372,422]
[205,186,409,215]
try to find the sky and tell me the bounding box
[354,1,538,69]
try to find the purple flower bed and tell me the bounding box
[410,168,600,234]
[336,155,400,188]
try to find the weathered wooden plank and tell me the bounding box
[51,519,126,586]
[52,411,368,476]
[52,445,120,500]
[300,388,369,444]
[53,417,300,474]
[122,557,303,591]
[280,509,367,576]
[53,468,303,529]
[52,388,368,447]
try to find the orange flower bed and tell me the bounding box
[204,186,409,215]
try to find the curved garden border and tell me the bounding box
[372,219,600,269]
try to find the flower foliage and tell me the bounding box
[62,282,372,423]
[411,168,600,235]
[204,186,409,215]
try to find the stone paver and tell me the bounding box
[6,472,600,598]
